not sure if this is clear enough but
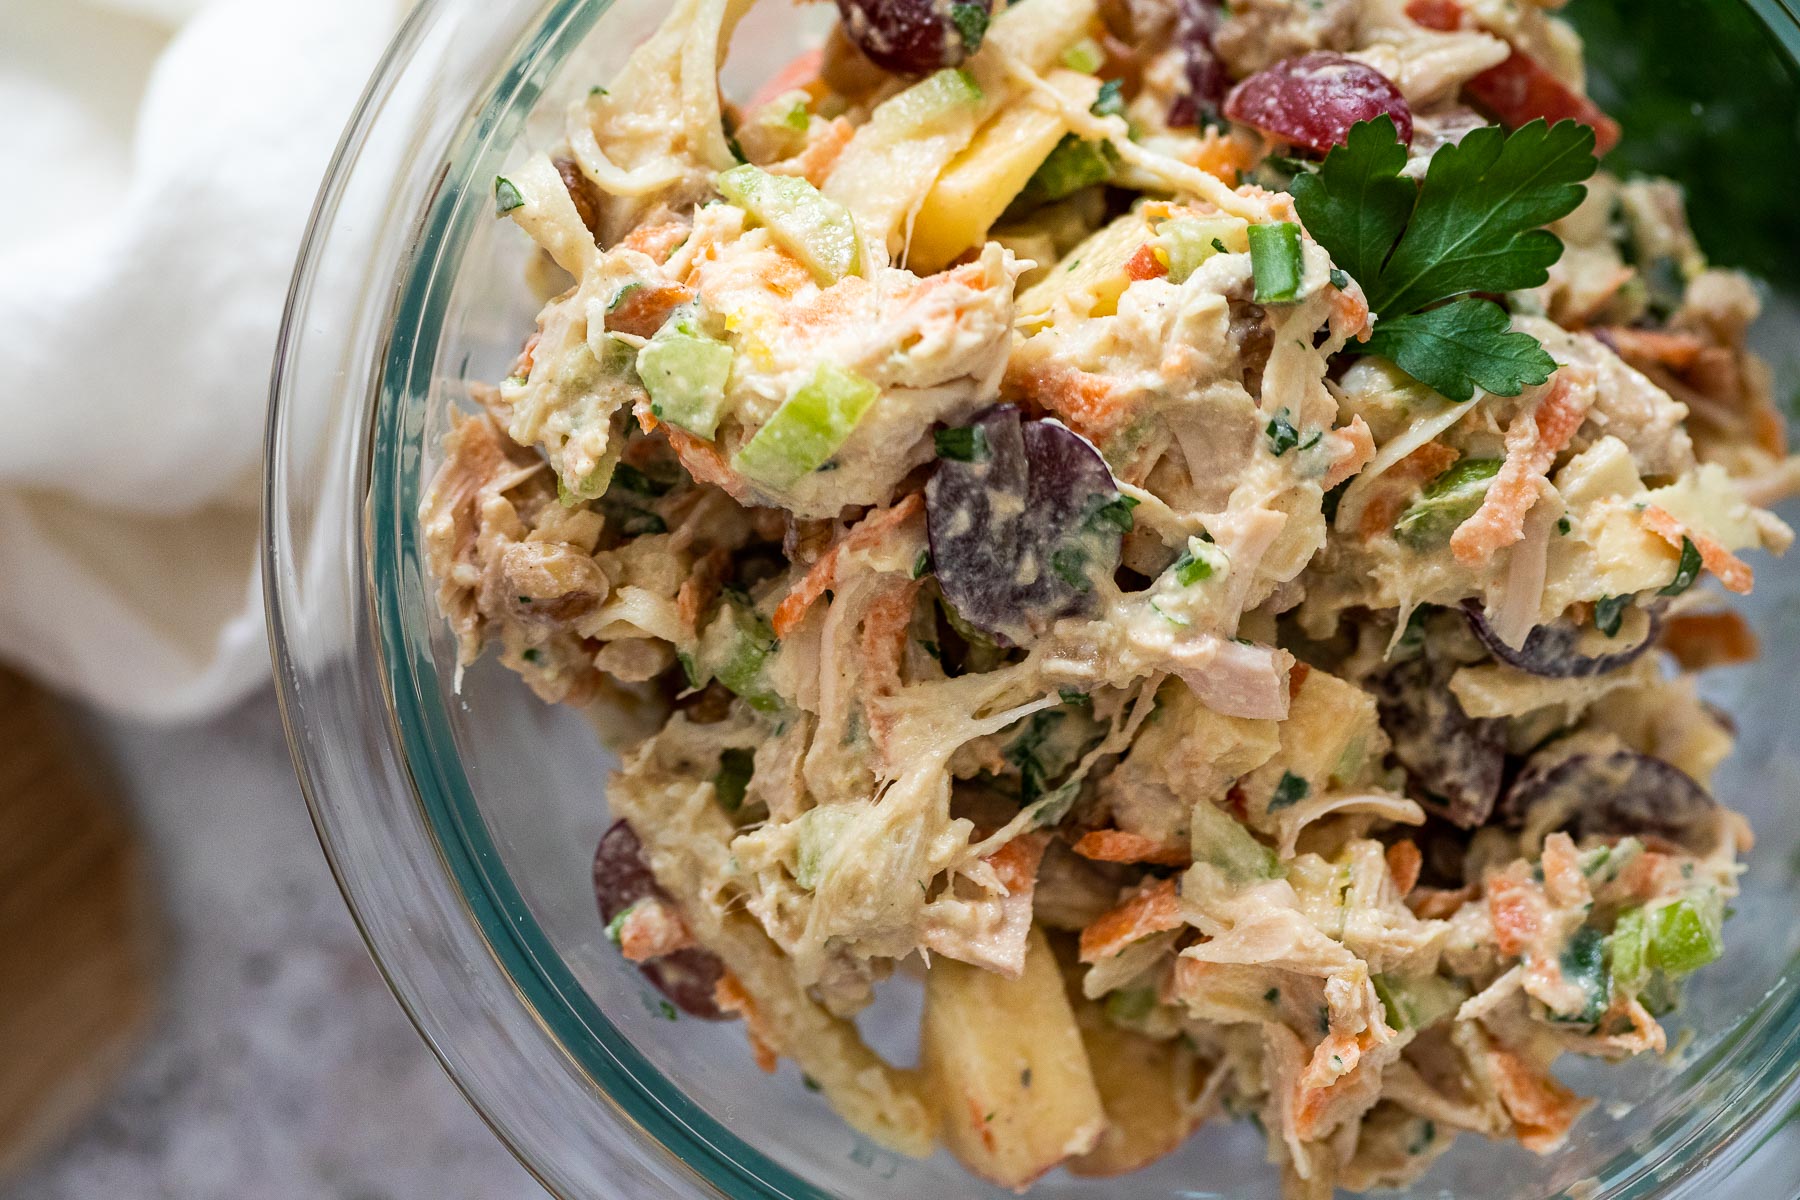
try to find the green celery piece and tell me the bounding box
[718,164,861,284]
[695,596,781,712]
[1248,222,1303,304]
[1393,456,1503,548]
[1650,896,1723,975]
[713,747,755,813]
[1372,972,1466,1031]
[794,806,860,890]
[1189,798,1281,884]
[1156,217,1249,284]
[1019,136,1115,207]
[1103,986,1158,1026]
[732,363,880,488]
[637,319,734,439]
[1059,37,1105,73]
[1610,905,1650,991]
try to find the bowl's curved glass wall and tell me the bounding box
[275,1,1800,1197]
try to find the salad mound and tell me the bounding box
[421,0,1797,1193]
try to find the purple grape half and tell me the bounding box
[833,0,992,75]
[1462,600,1659,679]
[1502,747,1720,854]
[1224,52,1413,153]
[925,406,1129,647]
[593,820,727,1019]
[1371,652,1506,828]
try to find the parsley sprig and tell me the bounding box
[1293,117,1599,402]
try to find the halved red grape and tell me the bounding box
[1502,745,1720,854]
[1169,0,1229,127]
[1462,600,1658,679]
[593,820,727,1019]
[833,0,992,75]
[926,406,1129,646]
[1371,651,1505,828]
[1223,52,1413,153]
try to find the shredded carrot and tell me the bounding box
[770,493,925,638]
[1450,373,1588,566]
[986,832,1049,895]
[1641,504,1754,594]
[676,548,731,638]
[1357,441,1461,540]
[1599,326,1706,371]
[605,279,692,339]
[747,46,825,111]
[1385,840,1422,896]
[1488,1047,1589,1152]
[1661,610,1759,671]
[1288,661,1312,694]
[1126,243,1168,282]
[1486,870,1543,959]
[621,220,691,264]
[1006,360,1132,444]
[616,897,696,963]
[1752,404,1788,458]
[1192,127,1259,183]
[714,972,780,1073]
[1329,284,1373,343]
[1078,878,1184,962]
[966,1096,999,1154]
[772,115,856,186]
[1322,417,1376,490]
[1072,829,1192,867]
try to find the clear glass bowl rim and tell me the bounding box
[264,1,1800,1197]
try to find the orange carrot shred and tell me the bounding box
[1641,504,1754,594]
[1072,829,1192,867]
[1078,878,1184,963]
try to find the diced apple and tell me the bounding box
[908,70,1100,274]
[1016,209,1156,328]
[1068,1018,1210,1177]
[920,925,1106,1188]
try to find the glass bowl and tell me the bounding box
[265,1,1800,1196]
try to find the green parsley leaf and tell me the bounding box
[1361,297,1559,403]
[935,425,989,462]
[1289,118,1414,293]
[1265,412,1300,456]
[912,548,932,579]
[1376,120,1597,314]
[713,748,755,813]
[494,175,525,216]
[1091,77,1126,118]
[950,1,989,53]
[1085,492,1138,534]
[1172,547,1214,586]
[1594,594,1631,637]
[1268,771,1310,811]
[1659,536,1703,596]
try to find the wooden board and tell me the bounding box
[0,667,157,1178]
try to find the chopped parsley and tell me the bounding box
[1171,546,1214,586]
[1594,593,1631,637]
[493,175,525,216]
[1658,535,1703,596]
[1265,412,1300,456]
[1085,492,1139,534]
[1268,771,1310,811]
[912,548,932,579]
[713,748,755,813]
[949,1,989,52]
[1557,516,1573,535]
[934,424,989,462]
[1091,77,1126,118]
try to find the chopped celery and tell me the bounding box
[1059,37,1105,73]
[637,317,734,439]
[1248,221,1304,304]
[1170,538,1222,586]
[1372,972,1466,1031]
[1393,457,1502,548]
[1103,986,1158,1026]
[732,363,880,488]
[695,595,781,712]
[1650,895,1723,974]
[794,806,861,889]
[718,164,861,284]
[1155,216,1250,283]
[1189,798,1281,883]
[1018,136,1116,208]
[1610,906,1650,991]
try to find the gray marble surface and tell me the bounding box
[3,690,1796,1200]
[2,693,543,1200]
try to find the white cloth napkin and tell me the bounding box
[0,0,399,721]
